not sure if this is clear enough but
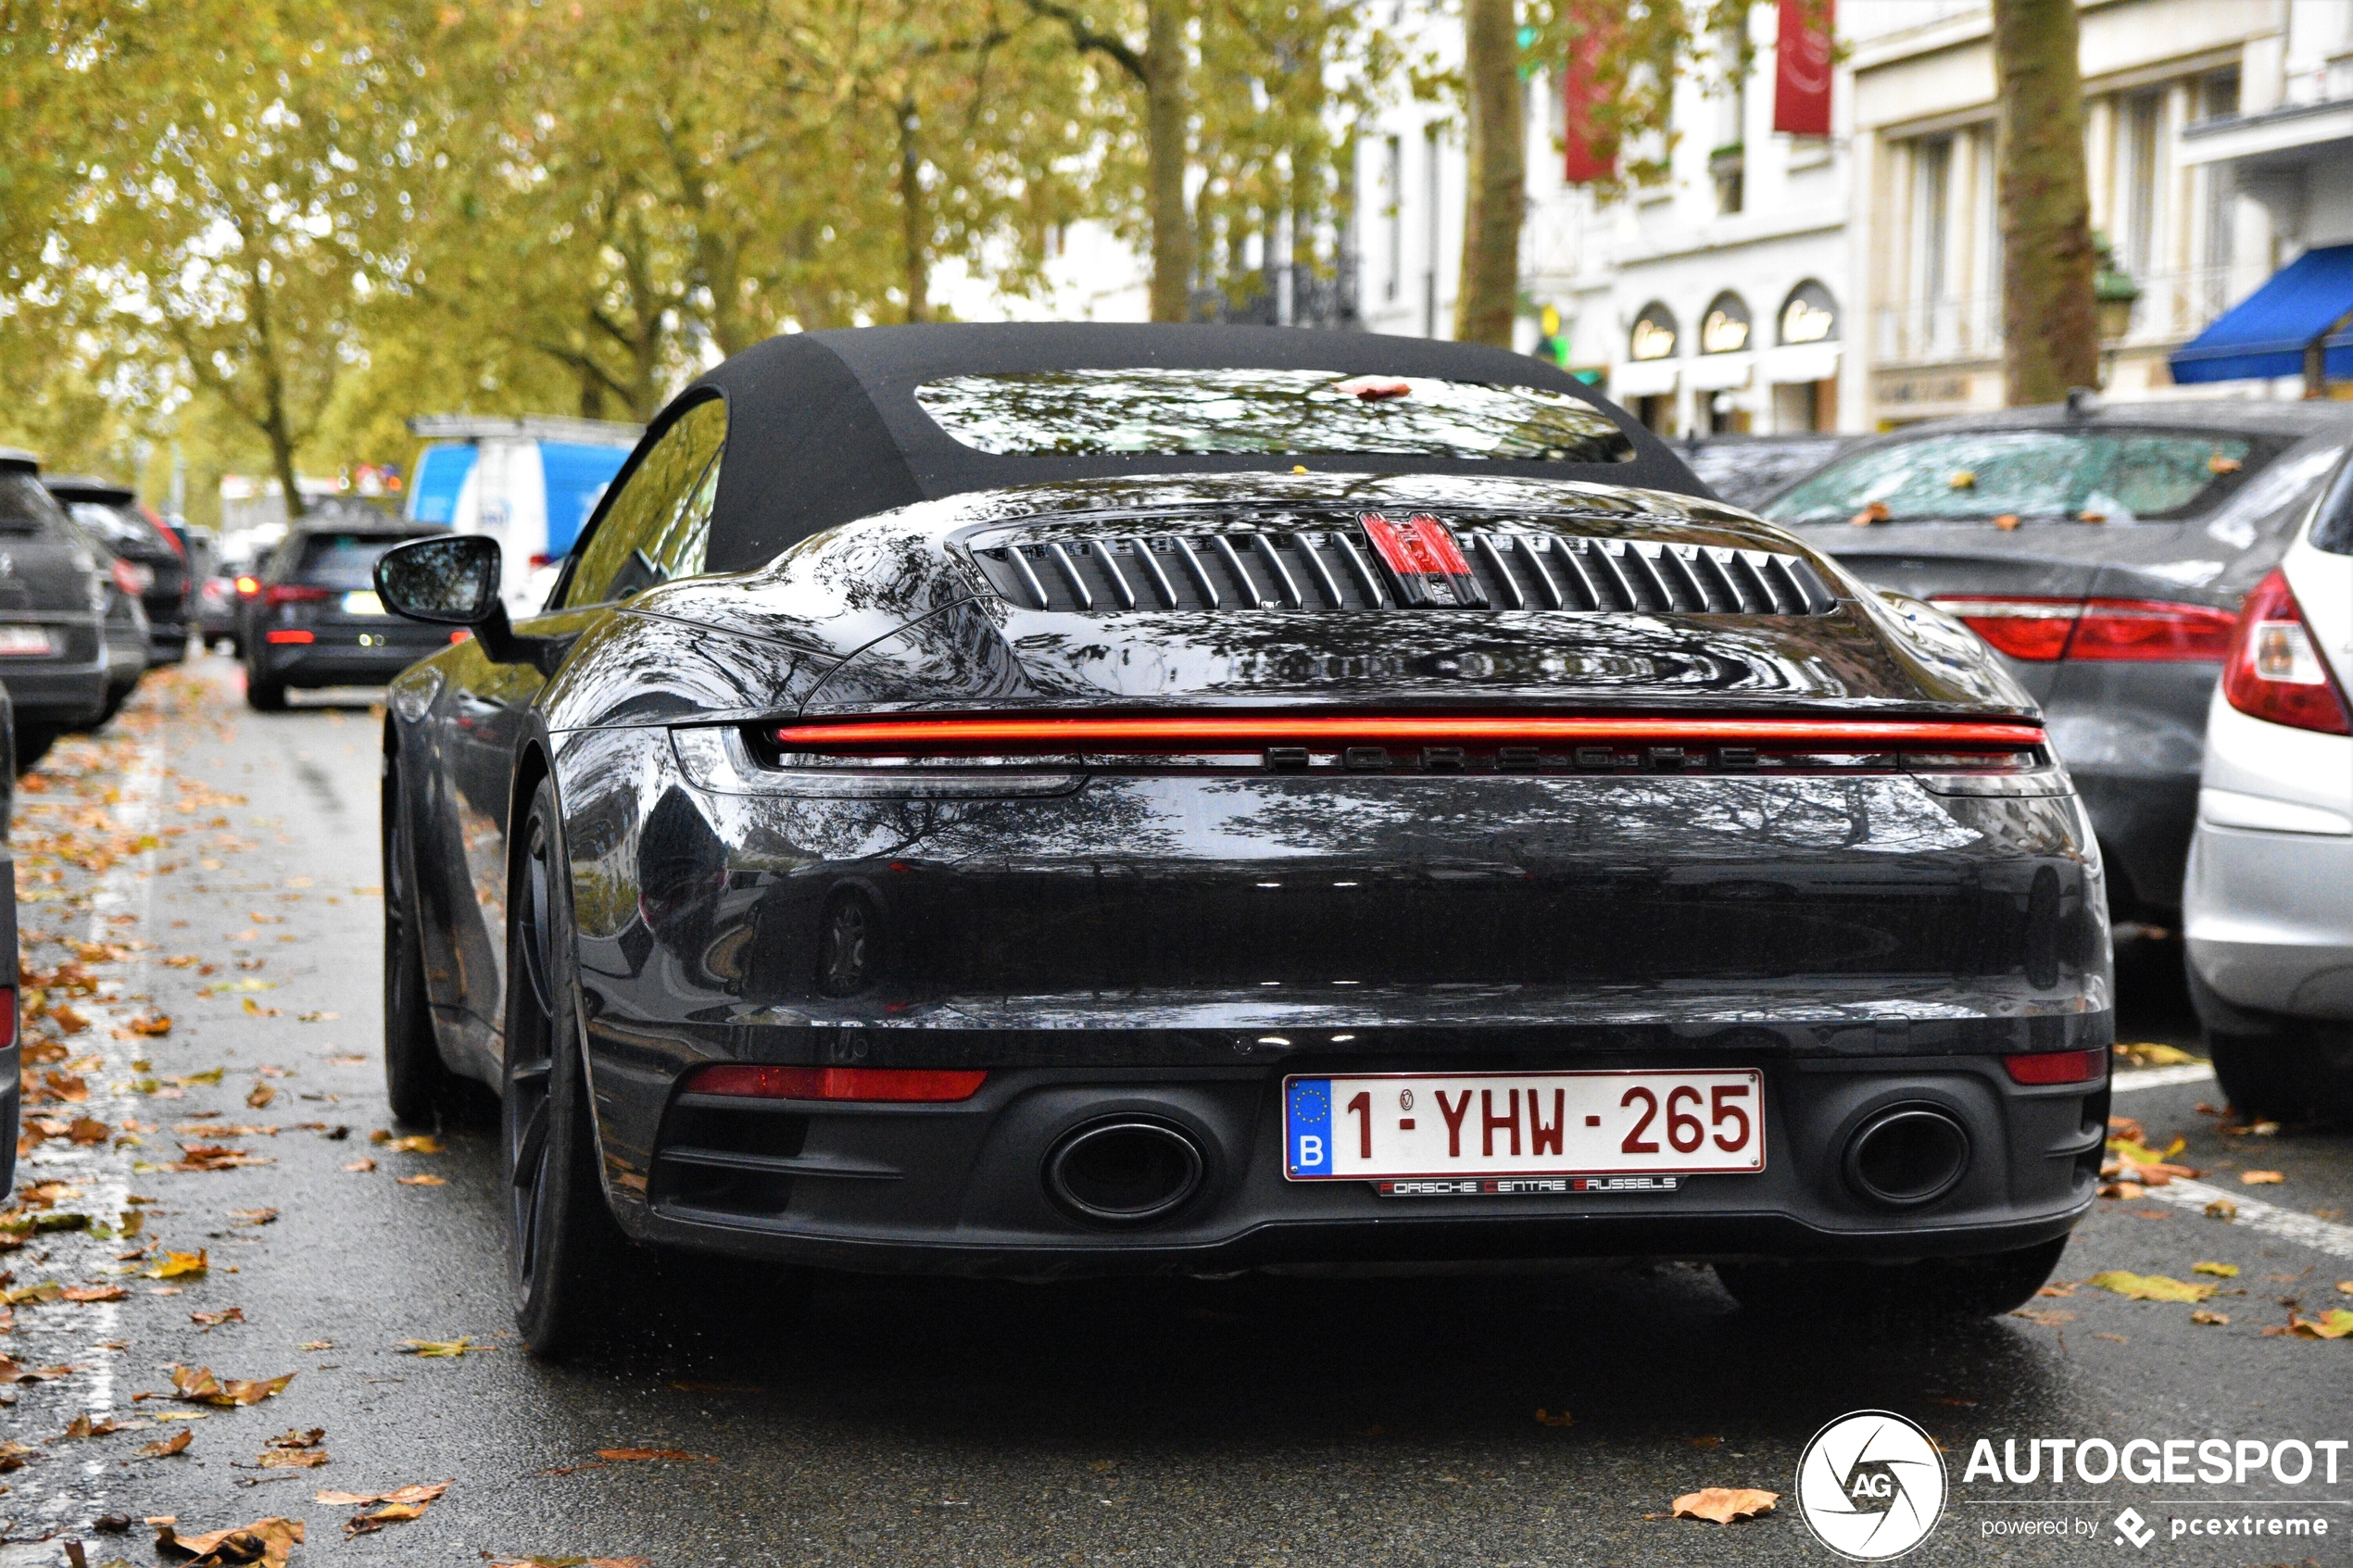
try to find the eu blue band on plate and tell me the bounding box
[1287,1078,1333,1174]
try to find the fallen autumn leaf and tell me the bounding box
[2087,1271,2219,1304]
[1670,1486,1780,1524]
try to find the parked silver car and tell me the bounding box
[2183,457,2353,1120]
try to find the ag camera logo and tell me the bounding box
[1796,1410,1948,1560]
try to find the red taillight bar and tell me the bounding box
[685,1064,988,1103]
[769,715,2045,754]
[264,584,333,606]
[2002,1048,2107,1085]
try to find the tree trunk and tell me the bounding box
[1992,0,2097,404]
[900,99,929,324]
[1144,0,1194,322]
[1453,0,1524,347]
[244,265,308,521]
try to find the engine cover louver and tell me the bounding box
[967,516,1837,616]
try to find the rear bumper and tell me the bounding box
[148,623,190,664]
[611,1057,2106,1275]
[0,659,110,725]
[2185,822,2353,1022]
[254,639,442,687]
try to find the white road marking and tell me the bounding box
[2108,1062,2217,1093]
[2137,1177,2353,1263]
[8,729,167,1537]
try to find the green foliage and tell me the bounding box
[2,0,1401,506]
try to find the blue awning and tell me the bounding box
[2171,243,2353,384]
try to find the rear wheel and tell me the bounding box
[505,778,629,1356]
[245,666,286,711]
[14,725,57,772]
[2207,1030,2353,1124]
[382,761,449,1124]
[2188,964,2353,1123]
[1716,1236,2070,1322]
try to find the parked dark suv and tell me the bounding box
[0,449,115,763]
[242,520,454,710]
[43,474,193,664]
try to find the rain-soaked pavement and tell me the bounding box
[4,659,2349,1568]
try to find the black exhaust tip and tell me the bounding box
[1843,1105,1970,1207]
[1045,1120,1204,1224]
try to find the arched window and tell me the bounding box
[1629,302,1680,361]
[1778,280,1841,345]
[1700,292,1753,354]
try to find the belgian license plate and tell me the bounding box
[1283,1070,1764,1182]
[0,625,55,656]
[342,591,385,616]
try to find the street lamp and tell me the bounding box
[2094,232,2141,386]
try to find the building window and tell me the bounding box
[1917,136,1953,310]
[2120,89,2161,279]
[1382,135,1403,302]
[1713,26,1748,215]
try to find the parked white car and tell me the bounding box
[2183,463,2353,1120]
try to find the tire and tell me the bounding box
[505,777,629,1356]
[382,759,449,1124]
[2208,1031,2353,1124]
[245,668,287,711]
[15,725,57,771]
[1716,1236,2070,1323]
[2187,964,2353,1123]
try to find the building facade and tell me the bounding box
[1847,0,2294,426]
[1350,0,2322,435]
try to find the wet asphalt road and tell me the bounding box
[4,658,2352,1568]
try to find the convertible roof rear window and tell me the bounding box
[914,369,1635,463]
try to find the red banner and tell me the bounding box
[1562,11,1614,183]
[1772,0,1834,138]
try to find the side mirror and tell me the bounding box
[374,533,568,674]
[375,534,501,624]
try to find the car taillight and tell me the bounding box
[2221,567,2353,735]
[264,629,315,645]
[111,557,155,596]
[264,584,333,608]
[1932,596,2237,662]
[684,1064,988,1102]
[766,714,2048,755]
[2003,1047,2107,1085]
[234,574,260,596]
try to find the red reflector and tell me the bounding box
[264,629,315,645]
[1361,513,1487,608]
[450,629,472,644]
[0,986,14,1050]
[686,1064,988,1102]
[770,714,2046,755]
[265,583,333,607]
[2002,1048,2107,1085]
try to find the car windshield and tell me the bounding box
[914,369,1635,463]
[1767,429,2262,527]
[291,533,429,590]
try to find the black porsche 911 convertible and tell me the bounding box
[371,325,2111,1353]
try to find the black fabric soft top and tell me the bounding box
[660,324,1706,573]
